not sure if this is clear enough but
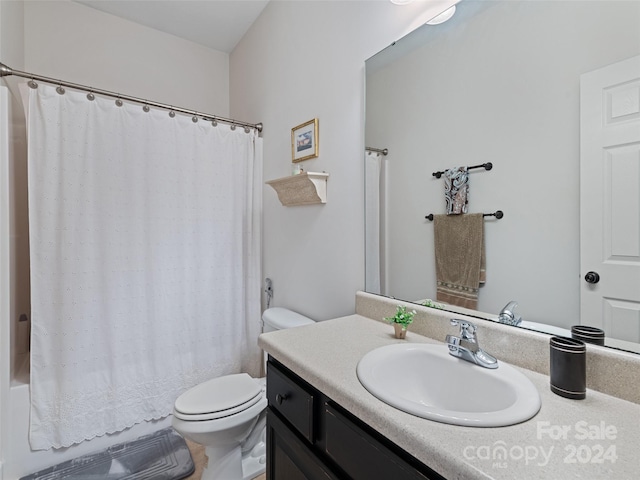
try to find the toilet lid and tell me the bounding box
[263,307,314,330]
[174,373,262,419]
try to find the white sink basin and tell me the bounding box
[357,343,541,427]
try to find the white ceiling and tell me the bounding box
[74,0,270,53]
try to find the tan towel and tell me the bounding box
[434,213,485,309]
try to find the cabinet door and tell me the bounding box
[267,408,338,480]
[323,402,444,480]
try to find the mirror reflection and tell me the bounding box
[365,0,640,353]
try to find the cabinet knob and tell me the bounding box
[275,393,288,405]
[584,271,600,284]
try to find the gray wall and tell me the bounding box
[230,0,458,321]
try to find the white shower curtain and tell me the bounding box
[365,151,383,294]
[25,84,263,450]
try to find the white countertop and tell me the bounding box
[258,315,640,480]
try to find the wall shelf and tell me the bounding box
[266,172,329,206]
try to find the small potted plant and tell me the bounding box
[422,299,445,310]
[384,305,417,339]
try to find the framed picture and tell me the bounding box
[291,118,319,163]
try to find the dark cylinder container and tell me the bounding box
[571,325,605,346]
[550,336,586,400]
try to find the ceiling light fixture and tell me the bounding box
[426,5,457,25]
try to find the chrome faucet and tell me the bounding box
[498,301,522,326]
[445,319,498,369]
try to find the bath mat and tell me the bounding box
[20,427,194,480]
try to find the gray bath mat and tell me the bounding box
[20,427,195,480]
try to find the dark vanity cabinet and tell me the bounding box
[266,358,446,480]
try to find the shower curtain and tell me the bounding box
[365,151,383,294]
[25,84,263,450]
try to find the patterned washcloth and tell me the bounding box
[444,166,469,215]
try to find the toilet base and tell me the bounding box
[200,425,266,480]
[240,424,267,480]
[241,445,267,480]
[202,444,242,480]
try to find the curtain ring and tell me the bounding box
[192,114,199,123]
[115,98,123,107]
[169,109,176,118]
[211,118,218,127]
[28,79,38,89]
[230,123,237,131]
[87,92,95,101]
[143,104,150,112]
[244,126,250,133]
[56,85,65,95]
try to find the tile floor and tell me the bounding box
[185,440,266,480]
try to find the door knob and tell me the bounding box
[584,271,600,284]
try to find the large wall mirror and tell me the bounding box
[365,0,640,354]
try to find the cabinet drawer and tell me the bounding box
[267,361,315,443]
[324,402,436,480]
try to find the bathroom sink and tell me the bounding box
[356,343,541,427]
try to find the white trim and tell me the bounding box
[0,85,12,480]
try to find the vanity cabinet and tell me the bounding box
[266,358,446,480]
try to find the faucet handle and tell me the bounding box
[450,319,477,340]
[499,301,522,326]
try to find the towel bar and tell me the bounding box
[425,210,503,221]
[432,162,493,179]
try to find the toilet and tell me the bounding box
[172,307,314,480]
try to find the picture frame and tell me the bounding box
[291,118,319,163]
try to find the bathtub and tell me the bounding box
[3,356,172,480]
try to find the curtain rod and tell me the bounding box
[365,146,388,155]
[0,62,263,133]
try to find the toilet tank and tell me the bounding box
[262,307,314,333]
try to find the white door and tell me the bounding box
[580,55,640,344]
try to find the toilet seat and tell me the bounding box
[174,373,265,422]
